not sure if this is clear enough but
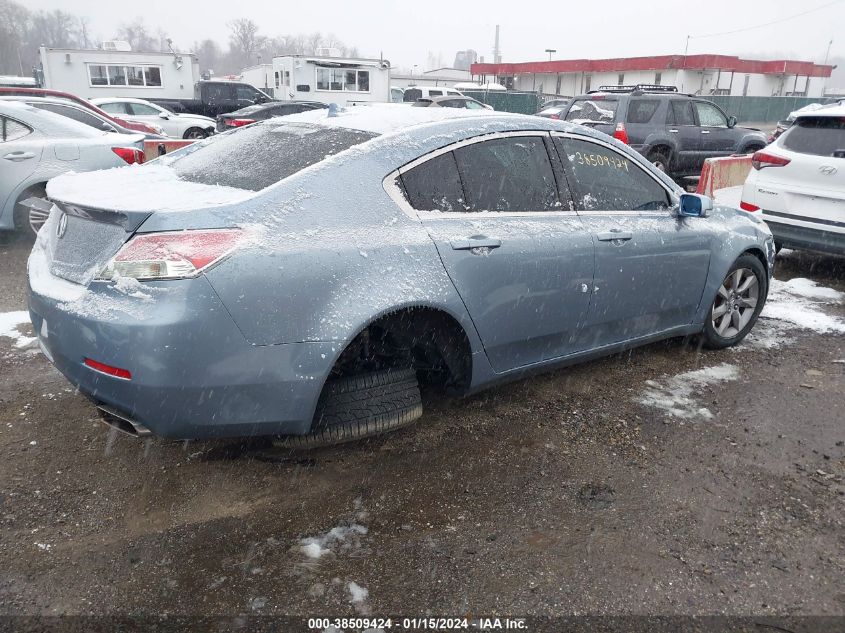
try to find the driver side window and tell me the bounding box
[694,102,727,127]
[555,137,671,211]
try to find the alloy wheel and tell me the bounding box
[28,203,51,235]
[711,268,759,338]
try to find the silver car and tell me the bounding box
[1,101,145,234]
[27,107,774,446]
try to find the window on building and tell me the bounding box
[89,65,108,86]
[284,71,290,86]
[88,64,163,88]
[274,72,280,89]
[654,72,662,85]
[584,74,592,92]
[617,73,624,86]
[554,137,670,211]
[315,67,371,92]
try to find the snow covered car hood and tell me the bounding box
[46,164,250,212]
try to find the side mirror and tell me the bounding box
[255,94,267,104]
[727,115,737,128]
[678,193,713,218]
[100,122,114,131]
[158,112,170,119]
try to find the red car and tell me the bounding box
[0,87,164,136]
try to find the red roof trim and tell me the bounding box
[470,54,833,78]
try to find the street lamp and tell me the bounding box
[545,49,556,61]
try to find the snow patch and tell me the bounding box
[347,581,369,604]
[46,163,251,212]
[299,523,367,559]
[0,311,35,349]
[761,278,845,334]
[637,363,740,419]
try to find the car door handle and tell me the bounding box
[701,130,711,134]
[450,236,502,250]
[3,151,36,161]
[597,230,633,242]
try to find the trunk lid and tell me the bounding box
[43,163,250,284]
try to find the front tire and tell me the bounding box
[183,127,208,139]
[700,254,767,349]
[647,149,671,175]
[273,367,423,449]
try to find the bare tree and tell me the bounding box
[115,18,156,52]
[0,0,29,74]
[227,18,260,67]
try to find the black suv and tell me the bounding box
[560,85,768,179]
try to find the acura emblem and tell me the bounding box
[56,212,68,238]
[819,165,837,175]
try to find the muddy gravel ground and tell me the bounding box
[0,233,843,630]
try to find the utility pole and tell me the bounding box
[822,38,833,97]
[493,25,501,64]
[545,48,556,61]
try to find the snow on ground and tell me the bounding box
[299,523,368,559]
[347,581,369,604]
[0,311,35,349]
[636,363,740,420]
[713,185,743,209]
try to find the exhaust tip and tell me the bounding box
[96,404,152,437]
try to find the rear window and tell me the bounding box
[565,99,618,124]
[782,116,845,157]
[626,99,660,124]
[171,122,377,191]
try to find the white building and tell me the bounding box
[37,46,201,99]
[270,55,391,105]
[391,67,472,90]
[471,54,835,98]
[240,64,275,96]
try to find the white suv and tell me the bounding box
[740,104,845,255]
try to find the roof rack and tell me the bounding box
[590,84,679,94]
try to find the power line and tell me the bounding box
[689,0,842,40]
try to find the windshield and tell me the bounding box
[171,121,377,190]
[565,98,618,124]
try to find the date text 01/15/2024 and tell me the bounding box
[307,617,528,629]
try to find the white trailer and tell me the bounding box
[37,46,201,100]
[270,56,391,105]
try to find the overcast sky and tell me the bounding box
[25,0,845,70]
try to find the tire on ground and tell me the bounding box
[273,367,423,449]
[700,253,768,350]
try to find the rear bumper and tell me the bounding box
[763,214,845,256]
[28,268,334,439]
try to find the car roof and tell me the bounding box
[0,95,93,109]
[90,97,157,105]
[795,103,845,118]
[281,103,505,134]
[0,100,103,137]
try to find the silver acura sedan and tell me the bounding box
[27,106,774,446]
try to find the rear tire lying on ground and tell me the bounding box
[700,254,768,350]
[273,367,423,449]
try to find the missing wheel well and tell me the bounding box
[330,307,472,394]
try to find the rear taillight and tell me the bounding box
[226,118,256,128]
[751,150,790,170]
[84,357,132,380]
[613,122,629,144]
[112,147,145,165]
[97,229,244,281]
[739,201,760,212]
